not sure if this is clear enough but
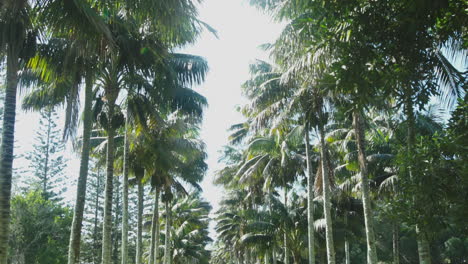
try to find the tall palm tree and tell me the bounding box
[148,187,160,264]
[0,3,35,261]
[117,51,209,264]
[169,194,212,264]
[123,108,206,264]
[21,37,103,264]
[0,2,110,262]
[240,59,323,264]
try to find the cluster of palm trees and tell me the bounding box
[1,0,213,264]
[212,0,465,264]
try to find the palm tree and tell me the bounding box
[0,2,35,261]
[234,129,304,264]
[127,146,146,264]
[215,190,251,264]
[240,59,323,264]
[127,110,206,264]
[0,2,110,262]
[169,194,212,264]
[148,187,160,264]
[21,37,102,264]
[117,51,209,264]
[94,14,166,263]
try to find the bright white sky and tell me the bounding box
[185,0,283,214]
[12,0,284,219]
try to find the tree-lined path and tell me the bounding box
[0,0,466,264]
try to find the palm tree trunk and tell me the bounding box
[136,179,144,264]
[293,254,300,264]
[318,123,336,264]
[404,95,431,264]
[393,221,399,264]
[112,175,122,264]
[43,109,51,197]
[164,200,171,264]
[0,45,19,264]
[121,109,130,264]
[67,70,94,264]
[268,194,277,264]
[101,102,116,264]
[283,187,290,264]
[264,250,271,264]
[93,167,102,264]
[149,189,160,264]
[304,123,315,264]
[416,227,431,264]
[352,110,378,264]
[344,214,350,264]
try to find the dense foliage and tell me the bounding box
[210,0,467,264]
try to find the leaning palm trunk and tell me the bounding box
[405,96,431,264]
[121,110,130,264]
[283,187,290,264]
[149,189,160,264]
[304,123,316,264]
[353,110,378,264]
[0,45,20,264]
[318,123,336,264]
[164,200,171,264]
[136,179,144,264]
[101,101,116,264]
[67,71,94,264]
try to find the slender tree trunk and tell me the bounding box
[93,168,102,264]
[164,200,171,264]
[0,46,19,264]
[149,189,160,264]
[268,194,277,264]
[136,179,144,264]
[68,70,94,264]
[304,123,316,264]
[283,187,290,264]
[113,174,122,263]
[393,221,399,264]
[43,110,51,197]
[270,247,277,264]
[121,108,130,264]
[416,227,431,264]
[404,95,431,264]
[101,101,116,264]
[293,254,300,264]
[344,215,350,264]
[318,123,336,264]
[353,110,378,264]
[265,252,270,264]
